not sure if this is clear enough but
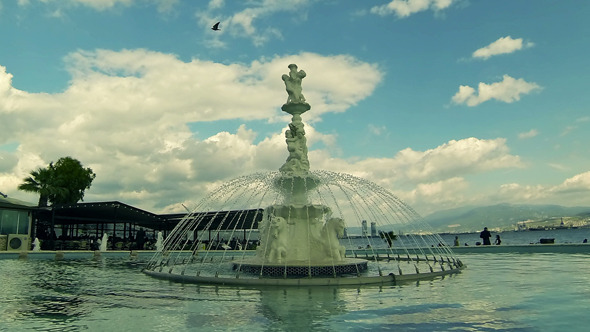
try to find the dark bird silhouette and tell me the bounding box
[212,22,221,31]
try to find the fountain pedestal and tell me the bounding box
[235,65,355,276]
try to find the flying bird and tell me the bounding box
[212,22,221,31]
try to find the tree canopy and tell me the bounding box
[18,156,96,206]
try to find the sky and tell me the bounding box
[0,0,589,217]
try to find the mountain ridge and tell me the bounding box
[421,203,590,232]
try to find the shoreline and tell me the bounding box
[2,243,590,261]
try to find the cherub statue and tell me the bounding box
[282,64,306,104]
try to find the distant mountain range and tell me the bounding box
[421,203,590,233]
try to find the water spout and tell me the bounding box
[100,233,109,252]
[156,232,164,252]
[32,238,41,251]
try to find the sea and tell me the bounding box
[437,227,590,246]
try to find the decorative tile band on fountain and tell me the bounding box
[142,64,466,286]
[234,258,368,277]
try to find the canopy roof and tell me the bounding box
[34,201,175,230]
[33,201,262,231]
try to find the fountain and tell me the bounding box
[99,233,109,252]
[155,231,164,252]
[143,64,465,286]
[32,238,41,252]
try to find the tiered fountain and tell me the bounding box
[143,64,465,286]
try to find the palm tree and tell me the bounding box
[17,165,68,207]
[18,167,54,207]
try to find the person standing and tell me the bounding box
[480,227,492,245]
[495,234,501,245]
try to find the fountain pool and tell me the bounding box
[1,253,588,331]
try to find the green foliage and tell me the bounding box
[379,230,397,247]
[18,167,54,206]
[18,156,96,206]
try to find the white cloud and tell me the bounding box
[452,75,541,107]
[208,0,224,10]
[561,125,576,136]
[553,171,590,194]
[559,116,590,136]
[310,137,524,214]
[403,177,469,209]
[518,129,538,139]
[0,50,381,212]
[2,48,585,216]
[68,0,133,11]
[313,137,523,185]
[548,163,568,171]
[472,36,534,60]
[196,0,311,47]
[17,0,177,12]
[495,171,590,206]
[370,0,456,18]
[368,124,387,136]
[1,66,528,214]
[497,183,546,201]
[393,137,524,182]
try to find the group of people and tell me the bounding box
[453,227,501,246]
[479,227,501,245]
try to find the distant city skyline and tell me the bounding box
[1,0,589,215]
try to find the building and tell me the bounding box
[0,195,34,251]
[1,194,263,251]
[32,201,174,250]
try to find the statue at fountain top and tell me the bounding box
[281,64,311,117]
[282,64,306,104]
[279,64,312,176]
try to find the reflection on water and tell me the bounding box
[258,287,348,331]
[1,253,589,331]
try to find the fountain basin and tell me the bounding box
[143,263,465,287]
[233,258,368,277]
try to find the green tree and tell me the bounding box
[18,157,96,206]
[49,157,96,205]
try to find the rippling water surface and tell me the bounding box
[1,251,589,331]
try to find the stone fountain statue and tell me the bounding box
[143,63,465,283]
[279,64,310,174]
[282,63,307,105]
[256,64,347,268]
